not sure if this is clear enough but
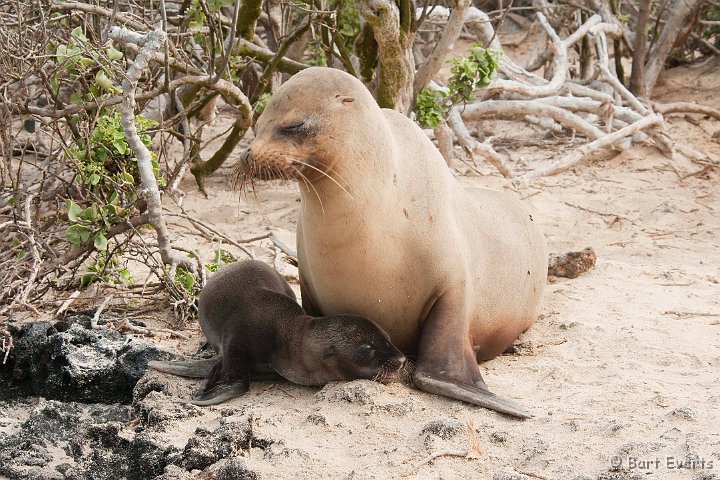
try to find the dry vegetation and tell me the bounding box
[0,0,719,357]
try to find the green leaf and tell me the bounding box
[71,26,88,42]
[94,232,108,251]
[79,204,98,221]
[66,224,91,244]
[174,268,196,292]
[76,56,94,68]
[95,70,119,94]
[80,273,97,289]
[106,44,123,61]
[88,173,101,186]
[66,199,83,222]
[112,139,128,155]
[69,92,84,105]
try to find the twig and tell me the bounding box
[402,450,471,476]
[16,194,41,306]
[663,310,720,317]
[164,212,255,258]
[562,201,638,225]
[91,294,114,329]
[414,0,470,95]
[466,420,483,458]
[2,334,14,365]
[113,318,190,339]
[56,290,82,317]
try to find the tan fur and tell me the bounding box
[243,67,548,417]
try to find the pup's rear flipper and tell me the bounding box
[414,373,531,418]
[188,357,250,406]
[189,382,249,406]
[148,358,216,378]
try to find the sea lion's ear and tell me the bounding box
[337,95,355,104]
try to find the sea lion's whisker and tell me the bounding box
[292,159,354,200]
[293,166,325,216]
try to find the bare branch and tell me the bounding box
[108,26,194,272]
[524,114,664,178]
[414,0,471,96]
[447,109,515,178]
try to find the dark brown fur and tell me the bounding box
[149,260,404,405]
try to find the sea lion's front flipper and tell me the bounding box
[413,290,531,419]
[190,357,250,406]
[414,374,530,418]
[148,358,217,378]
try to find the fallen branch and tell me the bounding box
[524,114,664,177]
[653,102,720,120]
[447,109,514,178]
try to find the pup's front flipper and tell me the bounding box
[148,358,216,378]
[413,290,531,419]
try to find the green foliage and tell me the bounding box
[54,27,123,99]
[705,6,720,36]
[447,45,501,103]
[415,89,448,129]
[174,267,196,292]
[64,112,163,288]
[79,252,133,288]
[205,248,234,272]
[415,44,501,129]
[254,93,272,115]
[336,0,362,50]
[187,0,207,31]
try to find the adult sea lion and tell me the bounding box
[149,260,405,405]
[237,67,547,418]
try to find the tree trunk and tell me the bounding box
[629,0,652,97]
[356,0,417,114]
[642,0,706,96]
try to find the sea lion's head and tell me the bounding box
[302,314,406,383]
[234,67,384,187]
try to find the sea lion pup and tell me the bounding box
[149,260,405,405]
[236,67,547,418]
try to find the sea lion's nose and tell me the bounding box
[240,148,252,169]
[389,355,406,371]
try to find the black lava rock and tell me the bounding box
[1,318,175,404]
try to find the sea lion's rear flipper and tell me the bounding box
[189,358,250,406]
[413,291,531,419]
[148,358,217,378]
